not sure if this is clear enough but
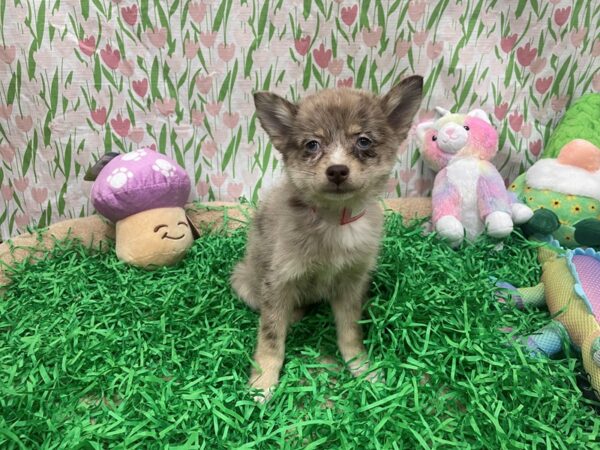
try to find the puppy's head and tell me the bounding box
[254,76,423,206]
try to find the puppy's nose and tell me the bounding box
[326,164,350,185]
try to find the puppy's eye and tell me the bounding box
[463,125,470,131]
[432,135,438,141]
[305,140,320,153]
[356,136,372,150]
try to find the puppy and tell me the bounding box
[231,76,423,400]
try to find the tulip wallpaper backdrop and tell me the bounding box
[0,0,599,238]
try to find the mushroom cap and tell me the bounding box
[91,148,191,222]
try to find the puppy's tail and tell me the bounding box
[231,260,261,311]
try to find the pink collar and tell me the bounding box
[310,206,366,225]
[339,207,366,225]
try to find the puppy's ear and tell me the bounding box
[381,75,424,140]
[253,92,298,150]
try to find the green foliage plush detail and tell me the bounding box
[543,93,600,158]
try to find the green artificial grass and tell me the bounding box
[1,213,600,449]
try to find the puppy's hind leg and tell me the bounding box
[231,260,261,311]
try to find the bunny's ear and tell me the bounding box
[416,121,435,142]
[434,106,451,117]
[468,108,491,124]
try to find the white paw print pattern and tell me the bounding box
[121,149,147,161]
[152,158,175,177]
[107,167,134,189]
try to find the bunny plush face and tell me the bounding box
[416,108,498,172]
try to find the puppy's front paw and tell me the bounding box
[363,368,386,385]
[249,369,278,403]
[348,360,385,385]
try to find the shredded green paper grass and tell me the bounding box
[1,213,599,449]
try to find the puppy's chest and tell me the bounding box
[281,215,380,280]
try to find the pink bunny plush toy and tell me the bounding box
[416,107,533,247]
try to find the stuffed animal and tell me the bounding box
[509,93,600,249]
[496,244,600,400]
[510,139,600,249]
[416,107,533,246]
[87,148,196,269]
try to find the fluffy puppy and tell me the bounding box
[232,76,423,400]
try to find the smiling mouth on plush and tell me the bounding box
[153,222,189,240]
[162,233,185,240]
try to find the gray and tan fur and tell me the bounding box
[231,76,424,401]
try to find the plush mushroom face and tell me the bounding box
[115,206,194,268]
[91,148,194,268]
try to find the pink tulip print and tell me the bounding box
[0,46,16,64]
[529,139,542,157]
[222,112,239,129]
[218,43,236,62]
[195,75,212,94]
[132,79,148,97]
[79,36,96,56]
[0,144,15,163]
[295,36,311,56]
[535,77,553,94]
[509,112,524,132]
[516,43,537,67]
[91,107,107,125]
[200,31,217,48]
[494,103,509,120]
[0,104,12,119]
[500,34,518,53]
[197,180,210,196]
[121,5,138,26]
[1,185,13,201]
[111,114,130,137]
[156,98,176,116]
[313,43,332,68]
[341,5,358,26]
[14,177,29,192]
[0,0,597,240]
[190,2,207,23]
[15,115,33,132]
[100,44,120,69]
[362,28,382,47]
[337,77,353,88]
[192,110,205,126]
[31,187,48,204]
[554,7,571,26]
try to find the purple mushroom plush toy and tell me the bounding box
[89,148,195,269]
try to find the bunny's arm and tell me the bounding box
[476,162,512,219]
[432,169,461,223]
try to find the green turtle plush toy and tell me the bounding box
[510,94,600,249]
